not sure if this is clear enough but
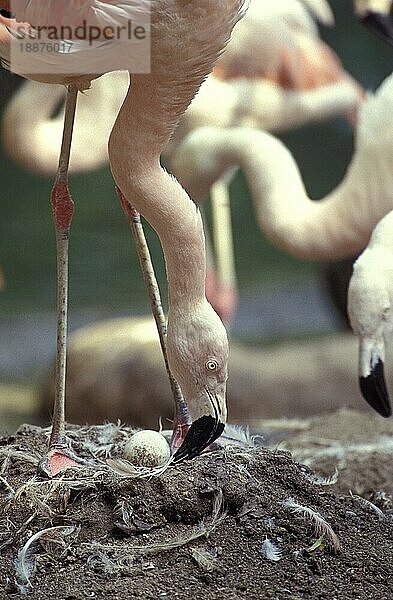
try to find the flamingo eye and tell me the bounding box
[205,359,218,372]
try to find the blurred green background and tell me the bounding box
[0,1,390,316]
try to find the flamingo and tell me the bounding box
[161,0,363,323]
[1,0,363,325]
[347,5,393,420]
[0,0,247,474]
[171,72,393,262]
[347,210,393,419]
[354,0,393,44]
[1,1,362,175]
[167,0,363,155]
[1,73,129,175]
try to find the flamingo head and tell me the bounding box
[354,0,393,45]
[172,127,237,202]
[348,260,392,418]
[167,299,229,461]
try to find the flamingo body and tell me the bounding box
[1,0,362,175]
[0,0,363,325]
[166,0,362,157]
[0,0,151,86]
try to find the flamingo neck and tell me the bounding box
[201,128,393,261]
[109,1,246,308]
[110,72,211,308]
[2,80,67,174]
[367,211,393,254]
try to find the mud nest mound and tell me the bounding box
[0,422,392,600]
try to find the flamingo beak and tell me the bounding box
[173,389,226,462]
[360,10,393,45]
[0,6,15,19]
[359,338,392,417]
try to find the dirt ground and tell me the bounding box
[0,410,393,600]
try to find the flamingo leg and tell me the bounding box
[38,84,81,477]
[210,179,238,326]
[116,188,191,452]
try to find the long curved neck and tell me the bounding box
[109,1,245,308]
[3,75,127,175]
[2,80,66,174]
[111,77,207,308]
[201,128,393,261]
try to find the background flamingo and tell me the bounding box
[354,0,393,44]
[348,210,393,419]
[172,72,393,262]
[347,0,393,419]
[166,0,363,156]
[0,0,246,473]
[1,0,364,324]
[1,0,362,175]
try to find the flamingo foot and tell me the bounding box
[170,418,191,454]
[38,443,82,478]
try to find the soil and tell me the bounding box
[0,412,392,600]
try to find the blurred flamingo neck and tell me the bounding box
[235,133,364,260]
[205,129,377,261]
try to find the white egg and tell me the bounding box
[123,430,171,467]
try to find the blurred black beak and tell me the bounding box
[0,9,15,18]
[173,415,225,462]
[360,11,393,45]
[359,358,392,417]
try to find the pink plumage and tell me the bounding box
[0,0,151,84]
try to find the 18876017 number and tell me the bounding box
[19,42,73,53]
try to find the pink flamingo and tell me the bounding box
[2,1,361,176]
[172,72,393,262]
[168,0,363,324]
[349,1,393,419]
[1,0,363,326]
[348,209,393,419]
[0,0,246,474]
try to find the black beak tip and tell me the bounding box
[359,359,392,418]
[360,11,393,46]
[0,9,15,18]
[173,415,225,463]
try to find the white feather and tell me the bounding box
[223,424,259,447]
[14,526,76,594]
[260,537,283,561]
[283,497,341,553]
